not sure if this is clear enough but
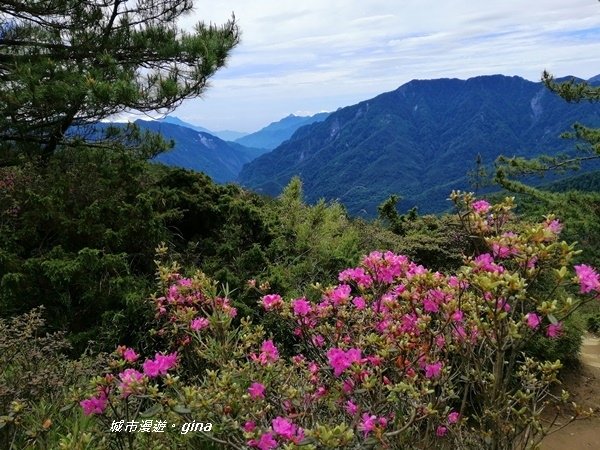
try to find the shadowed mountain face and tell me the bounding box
[234,112,330,150]
[238,75,600,216]
[136,120,265,183]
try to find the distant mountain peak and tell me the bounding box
[238,74,600,216]
[235,111,330,150]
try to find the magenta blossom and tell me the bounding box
[346,400,358,415]
[142,352,178,378]
[544,218,563,234]
[292,298,312,316]
[327,347,362,377]
[248,382,266,399]
[425,361,443,379]
[272,416,303,442]
[248,432,278,450]
[526,313,541,329]
[338,267,373,287]
[359,413,377,437]
[122,347,139,362]
[80,392,107,415]
[436,425,448,437]
[547,322,563,339]
[251,340,280,365]
[474,253,504,273]
[261,294,283,310]
[118,368,145,397]
[574,264,600,294]
[190,317,209,331]
[352,296,366,310]
[448,411,460,424]
[472,199,491,213]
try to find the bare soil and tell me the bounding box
[541,334,600,450]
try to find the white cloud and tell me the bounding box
[172,0,600,132]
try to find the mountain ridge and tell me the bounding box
[238,74,600,215]
[234,112,330,150]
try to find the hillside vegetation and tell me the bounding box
[1,1,600,449]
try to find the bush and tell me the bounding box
[77,193,600,449]
[0,308,107,450]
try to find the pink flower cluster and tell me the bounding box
[81,349,178,415]
[473,253,505,273]
[247,417,304,449]
[143,352,178,377]
[358,413,388,437]
[80,390,108,415]
[261,294,283,310]
[251,340,279,365]
[574,264,600,294]
[472,199,491,214]
[327,347,362,377]
[190,317,209,331]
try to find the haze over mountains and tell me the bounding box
[238,74,600,215]
[132,112,329,182]
[133,74,600,216]
[234,112,330,149]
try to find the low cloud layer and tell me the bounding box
[168,0,600,132]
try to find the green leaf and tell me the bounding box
[173,404,191,414]
[140,403,163,417]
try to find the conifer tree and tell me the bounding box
[0,0,239,160]
[496,71,599,181]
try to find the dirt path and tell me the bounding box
[541,334,600,450]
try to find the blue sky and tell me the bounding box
[160,0,600,133]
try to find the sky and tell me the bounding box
[163,0,600,133]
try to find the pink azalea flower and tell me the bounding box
[272,417,294,439]
[345,400,358,415]
[342,378,355,394]
[80,392,107,415]
[261,294,283,310]
[425,361,443,379]
[451,310,464,322]
[243,421,256,432]
[311,335,325,347]
[292,298,312,316]
[423,297,439,313]
[249,432,278,450]
[546,219,562,234]
[352,296,366,309]
[436,425,448,437]
[358,413,377,437]
[122,347,139,362]
[118,368,145,397]
[574,264,600,294]
[252,340,280,365]
[492,243,512,259]
[472,199,491,213]
[547,322,563,339]
[327,347,362,377]
[330,284,352,306]
[526,313,541,329]
[435,334,446,349]
[248,382,266,399]
[448,411,460,424]
[142,352,178,378]
[338,267,373,287]
[474,253,505,273]
[190,317,209,331]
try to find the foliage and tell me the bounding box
[0,0,239,160]
[238,75,600,215]
[78,194,600,450]
[0,308,106,450]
